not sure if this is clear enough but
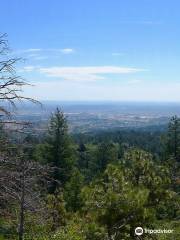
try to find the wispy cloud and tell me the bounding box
[14,48,42,54]
[38,66,144,82]
[14,48,75,55]
[13,48,75,61]
[25,48,42,52]
[60,48,75,54]
[19,65,37,72]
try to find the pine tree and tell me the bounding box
[45,108,75,193]
[167,116,180,162]
[166,116,180,192]
[96,142,118,173]
[64,168,84,212]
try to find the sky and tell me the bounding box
[1,0,180,102]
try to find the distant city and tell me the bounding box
[8,101,180,133]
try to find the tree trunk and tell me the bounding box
[18,167,25,240]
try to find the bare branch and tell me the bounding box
[0,34,41,117]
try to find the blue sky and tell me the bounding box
[1,0,180,101]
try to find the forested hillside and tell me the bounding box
[0,108,180,239]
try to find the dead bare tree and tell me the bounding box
[0,33,39,117]
[0,146,50,240]
[0,34,46,239]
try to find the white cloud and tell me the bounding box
[20,66,37,72]
[60,48,74,54]
[14,49,42,54]
[39,66,144,81]
[13,48,75,59]
[25,48,42,52]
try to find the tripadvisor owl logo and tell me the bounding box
[135,227,143,236]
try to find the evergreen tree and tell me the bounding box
[166,116,180,192]
[64,168,84,212]
[44,108,75,193]
[82,149,176,240]
[95,141,118,173]
[77,143,98,182]
[167,116,180,162]
[77,143,88,170]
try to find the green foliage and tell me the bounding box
[155,220,180,240]
[122,149,177,220]
[77,142,119,181]
[95,142,119,173]
[1,114,179,240]
[34,108,76,193]
[50,215,108,240]
[33,143,51,164]
[164,116,180,192]
[45,193,67,231]
[122,149,170,187]
[166,116,180,161]
[81,149,178,239]
[64,168,84,212]
[82,164,154,239]
[47,108,75,189]
[52,223,85,240]
[77,143,97,182]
